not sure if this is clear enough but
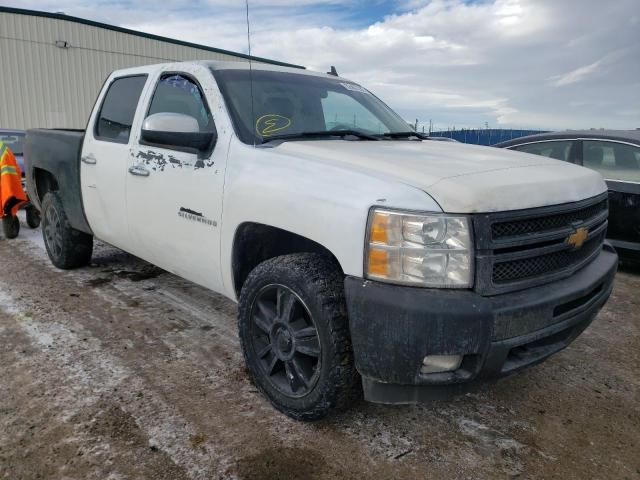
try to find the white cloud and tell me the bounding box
[550,58,605,87]
[244,0,638,129]
[7,0,640,130]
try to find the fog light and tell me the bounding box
[421,355,463,374]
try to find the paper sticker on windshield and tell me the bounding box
[256,114,292,137]
[340,82,369,94]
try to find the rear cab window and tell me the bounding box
[95,75,148,143]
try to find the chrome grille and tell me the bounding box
[474,193,609,295]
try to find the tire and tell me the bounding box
[41,192,93,269]
[26,206,41,229]
[238,253,361,421]
[2,215,20,239]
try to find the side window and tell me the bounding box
[513,141,574,162]
[147,74,212,130]
[95,75,147,143]
[582,140,640,182]
[321,91,389,134]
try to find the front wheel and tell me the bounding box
[238,253,361,421]
[41,192,93,269]
[2,215,20,239]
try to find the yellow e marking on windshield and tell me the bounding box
[256,114,292,136]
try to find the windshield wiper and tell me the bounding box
[260,129,380,144]
[377,131,429,140]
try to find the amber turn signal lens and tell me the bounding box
[370,211,389,243]
[365,208,473,287]
[368,248,389,276]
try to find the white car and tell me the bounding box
[25,61,617,420]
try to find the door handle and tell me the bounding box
[81,153,97,165]
[128,165,150,177]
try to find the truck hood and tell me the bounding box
[273,140,607,213]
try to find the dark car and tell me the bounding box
[0,129,26,176]
[496,130,640,266]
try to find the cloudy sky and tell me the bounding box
[8,0,640,131]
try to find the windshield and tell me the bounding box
[211,69,411,144]
[0,132,25,155]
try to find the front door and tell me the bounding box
[81,74,148,248]
[126,71,227,291]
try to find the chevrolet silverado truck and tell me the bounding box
[25,61,617,420]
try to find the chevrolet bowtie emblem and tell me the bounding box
[567,227,589,248]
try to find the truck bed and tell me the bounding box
[24,129,92,234]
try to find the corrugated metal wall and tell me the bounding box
[0,11,254,130]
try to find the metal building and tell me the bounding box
[0,6,302,130]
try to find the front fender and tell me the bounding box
[219,141,441,300]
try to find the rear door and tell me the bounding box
[81,74,148,248]
[126,70,228,291]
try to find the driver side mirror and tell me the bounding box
[141,112,216,152]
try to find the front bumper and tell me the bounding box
[344,244,618,404]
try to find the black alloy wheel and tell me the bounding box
[41,192,93,269]
[249,284,321,397]
[44,202,63,259]
[238,253,361,420]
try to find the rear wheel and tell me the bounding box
[41,192,93,269]
[26,206,41,229]
[2,215,20,239]
[238,253,361,421]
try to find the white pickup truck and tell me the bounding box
[25,60,617,420]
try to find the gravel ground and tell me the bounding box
[0,216,638,480]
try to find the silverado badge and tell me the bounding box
[567,227,589,248]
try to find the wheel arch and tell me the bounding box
[32,167,59,209]
[231,222,344,299]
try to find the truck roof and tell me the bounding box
[108,60,345,83]
[204,60,325,75]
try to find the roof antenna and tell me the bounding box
[245,0,256,147]
[327,66,339,76]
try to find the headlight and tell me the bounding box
[365,208,473,288]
